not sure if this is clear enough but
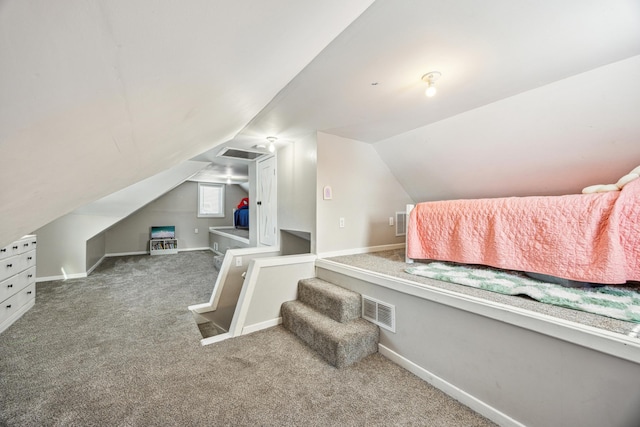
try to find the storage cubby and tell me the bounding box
[149,238,178,255]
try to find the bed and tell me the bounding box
[234,205,249,228]
[406,169,640,285]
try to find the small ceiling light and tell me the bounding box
[421,71,441,97]
[266,136,277,153]
[226,176,231,184]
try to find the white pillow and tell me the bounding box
[582,184,619,194]
[616,172,639,189]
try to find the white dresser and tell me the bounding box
[0,235,36,334]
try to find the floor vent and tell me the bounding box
[362,295,395,332]
[395,211,407,236]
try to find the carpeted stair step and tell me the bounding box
[298,278,361,323]
[281,300,379,368]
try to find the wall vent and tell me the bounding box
[395,211,407,236]
[362,295,395,332]
[217,147,267,161]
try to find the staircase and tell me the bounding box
[281,278,379,368]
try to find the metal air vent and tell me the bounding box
[362,295,395,332]
[217,147,267,161]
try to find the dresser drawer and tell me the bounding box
[0,283,35,326]
[0,236,36,261]
[18,236,37,254]
[0,266,35,302]
[0,242,21,261]
[21,250,36,270]
[0,254,21,282]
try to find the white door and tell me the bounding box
[257,155,277,246]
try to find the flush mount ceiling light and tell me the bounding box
[266,136,277,153]
[421,71,441,97]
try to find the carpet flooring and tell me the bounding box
[0,251,494,426]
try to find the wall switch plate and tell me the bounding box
[339,217,345,228]
[213,242,218,251]
[235,257,242,267]
[389,217,394,226]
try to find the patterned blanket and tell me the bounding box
[405,262,640,323]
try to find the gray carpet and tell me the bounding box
[0,251,494,426]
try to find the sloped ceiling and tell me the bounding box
[0,0,374,246]
[220,0,640,200]
[2,0,640,247]
[228,0,640,144]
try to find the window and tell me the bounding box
[198,183,225,218]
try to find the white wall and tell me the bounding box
[86,232,106,272]
[104,182,247,254]
[316,132,414,255]
[35,213,116,280]
[277,132,317,252]
[375,55,640,202]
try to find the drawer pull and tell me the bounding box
[6,304,11,308]
[27,257,32,261]
[27,291,32,295]
[32,241,36,245]
[12,246,18,250]
[28,274,33,278]
[0,249,5,252]
[24,243,29,247]
[7,284,12,288]
[6,264,12,268]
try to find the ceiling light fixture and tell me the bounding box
[266,136,277,153]
[421,71,441,97]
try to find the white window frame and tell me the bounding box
[197,183,225,218]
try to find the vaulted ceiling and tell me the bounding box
[2,0,639,246]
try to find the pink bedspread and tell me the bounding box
[407,178,640,284]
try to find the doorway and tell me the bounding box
[256,155,277,247]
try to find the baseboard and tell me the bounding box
[86,255,106,276]
[241,317,282,335]
[378,344,525,427]
[179,247,213,253]
[200,331,232,346]
[36,272,87,283]
[317,243,405,259]
[105,251,148,257]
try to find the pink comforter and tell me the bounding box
[407,178,640,284]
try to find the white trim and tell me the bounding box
[200,331,233,346]
[317,243,405,259]
[178,247,212,253]
[241,317,282,335]
[36,272,87,283]
[209,227,250,245]
[188,246,281,314]
[230,254,316,337]
[105,251,148,257]
[316,259,640,364]
[86,255,106,276]
[379,344,525,427]
[405,204,415,264]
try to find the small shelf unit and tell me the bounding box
[150,238,178,255]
